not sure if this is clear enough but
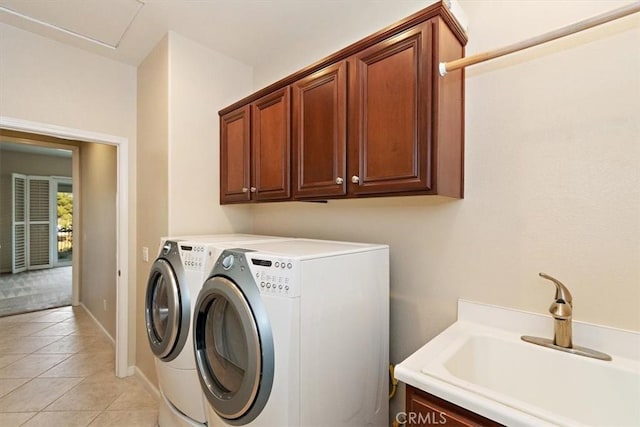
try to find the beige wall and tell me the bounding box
[167,33,253,236]
[134,32,255,386]
[249,0,640,416]
[0,23,137,367]
[0,149,72,176]
[0,149,72,272]
[79,142,117,337]
[136,36,169,385]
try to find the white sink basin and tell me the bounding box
[395,301,640,427]
[424,332,640,426]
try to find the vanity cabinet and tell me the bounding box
[220,88,291,203]
[406,385,503,427]
[219,1,466,204]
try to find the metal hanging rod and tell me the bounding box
[439,1,640,76]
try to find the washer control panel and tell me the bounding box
[248,255,298,297]
[179,244,207,271]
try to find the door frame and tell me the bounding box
[1,116,130,378]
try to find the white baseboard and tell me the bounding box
[79,302,115,345]
[134,366,161,401]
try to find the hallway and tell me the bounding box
[0,306,158,426]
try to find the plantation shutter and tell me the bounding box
[27,177,51,269]
[12,174,27,273]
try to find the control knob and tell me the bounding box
[222,254,234,270]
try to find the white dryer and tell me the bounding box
[145,234,293,427]
[192,239,389,427]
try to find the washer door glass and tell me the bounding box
[207,296,250,394]
[151,275,170,339]
[145,259,180,359]
[194,276,271,423]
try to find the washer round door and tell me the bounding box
[145,257,188,361]
[193,275,274,425]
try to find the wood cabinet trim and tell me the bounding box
[219,1,466,116]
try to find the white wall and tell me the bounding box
[0,23,137,366]
[249,0,640,417]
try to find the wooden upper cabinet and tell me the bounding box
[348,22,432,196]
[220,105,251,204]
[252,87,291,202]
[292,61,347,199]
[219,89,291,204]
[219,1,466,204]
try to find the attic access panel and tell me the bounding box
[0,0,143,47]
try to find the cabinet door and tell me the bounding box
[252,88,291,201]
[349,22,433,195]
[220,105,251,204]
[292,61,347,199]
[406,386,503,427]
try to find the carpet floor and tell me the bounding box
[0,267,72,317]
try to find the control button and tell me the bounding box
[285,285,290,291]
[260,282,265,288]
[222,255,234,270]
[281,263,286,269]
[287,263,292,269]
[267,283,271,288]
[278,285,282,290]
[275,262,279,268]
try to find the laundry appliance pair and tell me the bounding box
[146,234,389,427]
[146,234,290,426]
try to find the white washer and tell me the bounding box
[193,238,389,427]
[145,234,294,427]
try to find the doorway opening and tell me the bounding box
[0,118,130,378]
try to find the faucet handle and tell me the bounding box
[549,300,572,320]
[539,273,573,306]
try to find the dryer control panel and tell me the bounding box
[178,244,207,271]
[247,255,299,297]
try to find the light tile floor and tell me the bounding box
[0,306,159,426]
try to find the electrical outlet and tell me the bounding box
[142,247,149,262]
[103,300,107,311]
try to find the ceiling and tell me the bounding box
[0,0,432,68]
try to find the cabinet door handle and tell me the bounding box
[242,187,248,193]
[250,187,257,193]
[351,175,360,184]
[335,177,344,185]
